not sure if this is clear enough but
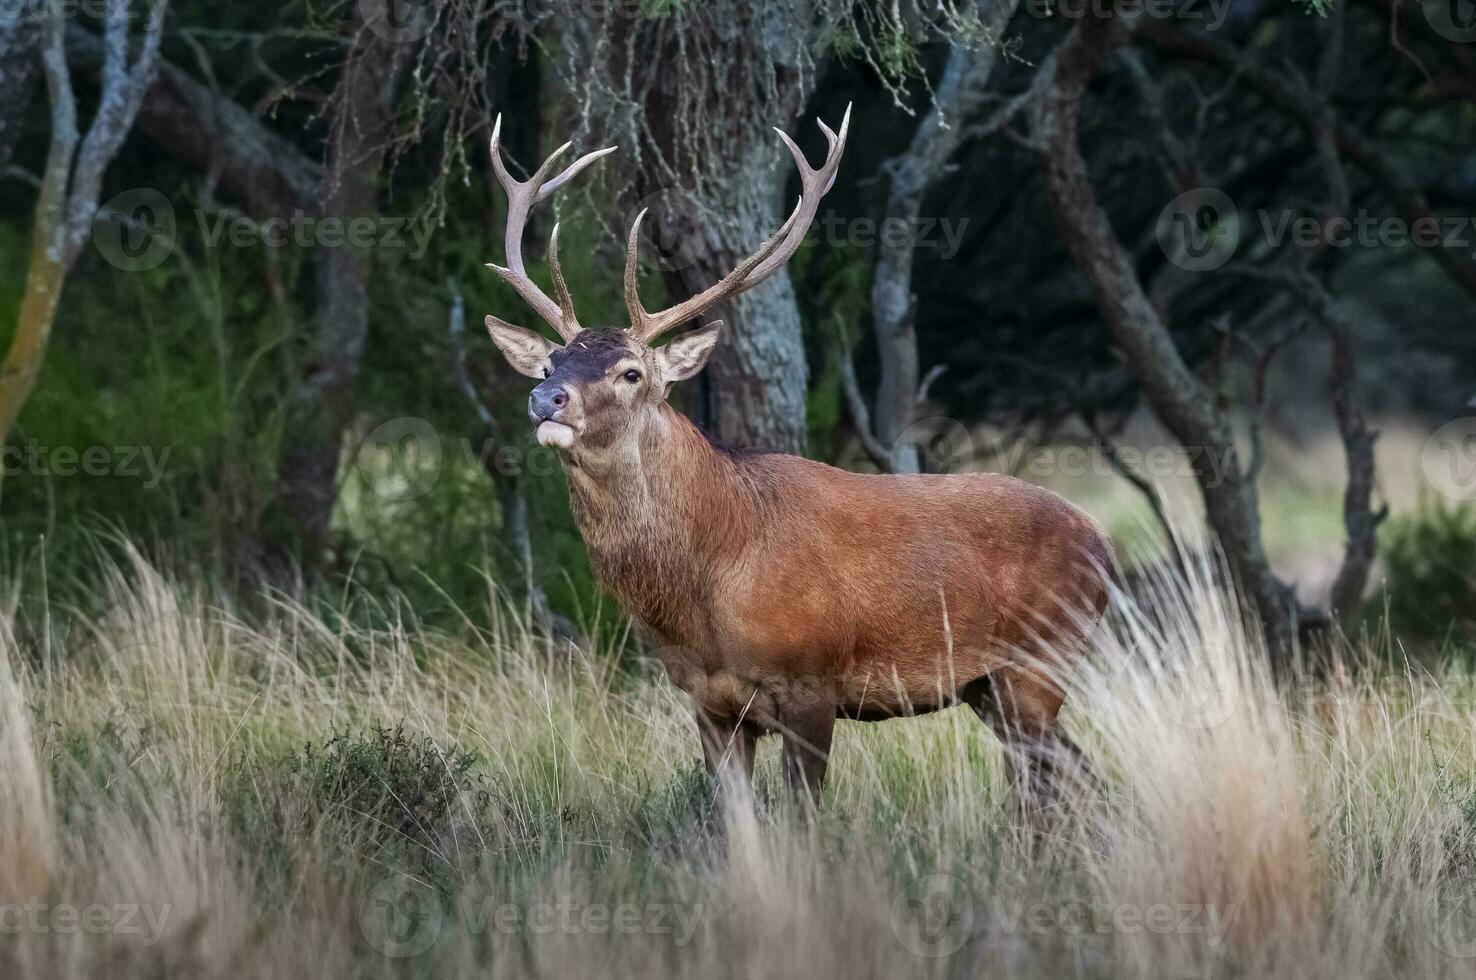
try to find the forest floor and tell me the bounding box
[0,534,1474,979]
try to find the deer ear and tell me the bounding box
[486,316,561,379]
[655,320,723,384]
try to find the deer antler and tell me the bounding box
[623,104,851,343]
[486,114,616,342]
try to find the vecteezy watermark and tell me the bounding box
[890,873,977,958]
[989,899,1239,945]
[1433,891,1476,959]
[2,441,171,487]
[1156,188,1240,272]
[349,418,578,504]
[814,213,970,260]
[1423,0,1476,43]
[360,877,442,959]
[1259,210,1476,252]
[1165,645,1238,731]
[352,417,443,504]
[465,437,563,480]
[840,412,1245,487]
[91,190,437,272]
[195,209,436,260]
[1422,417,1476,503]
[0,0,168,27]
[623,189,969,277]
[1024,0,1234,30]
[889,876,1239,958]
[93,188,177,272]
[359,876,705,959]
[1158,187,1476,272]
[980,435,1242,490]
[0,898,172,944]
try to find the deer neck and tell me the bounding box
[562,403,759,641]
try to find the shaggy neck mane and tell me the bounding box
[562,403,768,641]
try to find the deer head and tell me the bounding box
[482,108,849,458]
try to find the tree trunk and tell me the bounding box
[275,19,410,561]
[66,24,321,218]
[1,1,165,497]
[0,14,42,169]
[1034,16,1300,662]
[659,158,810,453]
[580,1,828,455]
[1,244,69,473]
[869,0,1020,471]
[0,20,75,459]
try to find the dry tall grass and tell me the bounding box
[0,540,1474,979]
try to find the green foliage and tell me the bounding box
[3,195,296,563]
[48,715,155,815]
[872,20,923,83]
[805,240,871,461]
[0,162,614,626]
[231,723,492,888]
[1380,497,1476,644]
[294,723,486,844]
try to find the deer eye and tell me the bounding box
[622,369,642,384]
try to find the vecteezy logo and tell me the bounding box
[353,417,442,502]
[1422,417,1476,502]
[624,187,712,276]
[1433,891,1476,959]
[1168,645,1238,731]
[1423,0,1476,42]
[891,416,974,473]
[359,0,438,43]
[1156,188,1239,272]
[92,188,176,272]
[359,876,443,958]
[890,872,975,958]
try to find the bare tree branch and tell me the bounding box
[0,0,170,493]
[447,278,572,640]
[869,0,1022,474]
[1031,14,1303,663]
[66,23,322,216]
[837,326,895,471]
[63,0,168,259]
[1140,21,1476,302]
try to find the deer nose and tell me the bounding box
[529,383,568,422]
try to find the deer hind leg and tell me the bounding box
[961,666,1091,821]
[778,701,835,809]
[695,710,758,798]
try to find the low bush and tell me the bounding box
[1381,496,1476,645]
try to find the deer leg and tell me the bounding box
[695,711,757,796]
[961,667,1090,822]
[779,702,835,808]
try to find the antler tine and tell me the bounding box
[748,101,850,281]
[485,113,615,341]
[622,104,850,343]
[548,223,579,332]
[625,206,799,342]
[623,209,650,334]
[538,145,617,202]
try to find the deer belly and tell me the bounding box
[656,612,1001,720]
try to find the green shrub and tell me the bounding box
[1381,497,1476,643]
[47,715,155,817]
[230,723,492,889]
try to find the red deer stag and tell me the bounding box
[479,109,1111,811]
